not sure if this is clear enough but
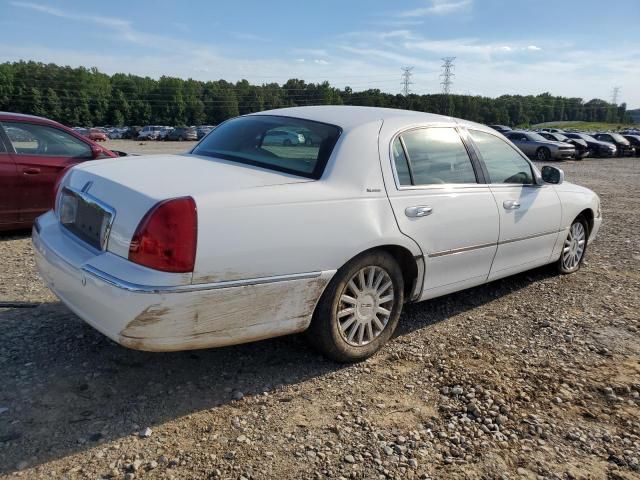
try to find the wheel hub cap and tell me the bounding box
[562,222,586,271]
[337,266,394,347]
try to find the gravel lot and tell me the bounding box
[0,153,639,480]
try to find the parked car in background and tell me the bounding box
[593,133,635,157]
[86,128,108,142]
[262,129,305,146]
[488,125,512,134]
[166,126,197,141]
[505,130,575,160]
[197,125,216,140]
[538,132,590,159]
[121,126,142,139]
[540,128,566,134]
[32,106,601,361]
[563,132,617,157]
[0,112,118,231]
[137,125,163,140]
[157,127,174,141]
[622,134,640,156]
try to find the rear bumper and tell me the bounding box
[33,212,333,351]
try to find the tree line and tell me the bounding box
[0,61,633,127]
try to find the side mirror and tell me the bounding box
[541,165,564,185]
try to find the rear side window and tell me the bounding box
[1,121,92,159]
[192,115,341,179]
[392,138,412,185]
[469,130,533,184]
[394,127,477,186]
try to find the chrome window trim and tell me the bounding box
[81,265,323,294]
[389,125,482,191]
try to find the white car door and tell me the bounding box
[384,126,499,300]
[467,129,562,281]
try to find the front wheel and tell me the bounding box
[557,217,588,274]
[306,251,404,363]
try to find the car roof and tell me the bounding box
[0,111,58,123]
[250,105,458,131]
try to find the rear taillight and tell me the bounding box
[128,197,197,273]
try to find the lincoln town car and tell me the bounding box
[33,106,602,362]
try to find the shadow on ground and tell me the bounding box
[0,265,556,474]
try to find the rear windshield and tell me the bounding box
[191,115,341,179]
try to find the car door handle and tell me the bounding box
[503,200,521,210]
[405,205,433,218]
[23,168,41,175]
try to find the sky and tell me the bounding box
[1,0,639,107]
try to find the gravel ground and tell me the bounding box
[105,139,197,156]
[0,156,639,480]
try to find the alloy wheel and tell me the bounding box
[336,266,394,346]
[562,222,586,271]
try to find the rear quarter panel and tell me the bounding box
[192,122,422,283]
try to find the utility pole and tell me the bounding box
[611,86,621,105]
[401,67,414,96]
[440,57,456,95]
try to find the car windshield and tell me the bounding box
[577,133,596,141]
[609,133,627,143]
[191,115,341,179]
[555,134,569,141]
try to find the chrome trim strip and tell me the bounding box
[81,265,322,294]
[500,229,558,245]
[428,242,496,258]
[427,229,562,258]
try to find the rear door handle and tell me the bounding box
[405,205,433,217]
[503,200,521,210]
[23,168,41,175]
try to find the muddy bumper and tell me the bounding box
[32,212,333,352]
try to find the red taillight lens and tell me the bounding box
[128,197,197,273]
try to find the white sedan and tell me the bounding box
[33,106,602,362]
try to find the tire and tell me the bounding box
[536,147,551,161]
[557,216,588,274]
[306,251,404,363]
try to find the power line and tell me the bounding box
[400,67,413,96]
[440,57,456,95]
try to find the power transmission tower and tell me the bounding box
[401,67,414,96]
[611,86,621,105]
[440,57,456,95]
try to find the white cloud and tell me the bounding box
[10,1,130,29]
[398,0,473,17]
[313,59,330,65]
[526,45,542,51]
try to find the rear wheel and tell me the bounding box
[307,251,404,362]
[536,147,551,161]
[557,217,588,274]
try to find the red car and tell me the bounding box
[86,128,108,142]
[0,112,118,231]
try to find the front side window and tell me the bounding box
[192,115,341,179]
[395,127,477,186]
[2,121,92,158]
[469,130,533,184]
